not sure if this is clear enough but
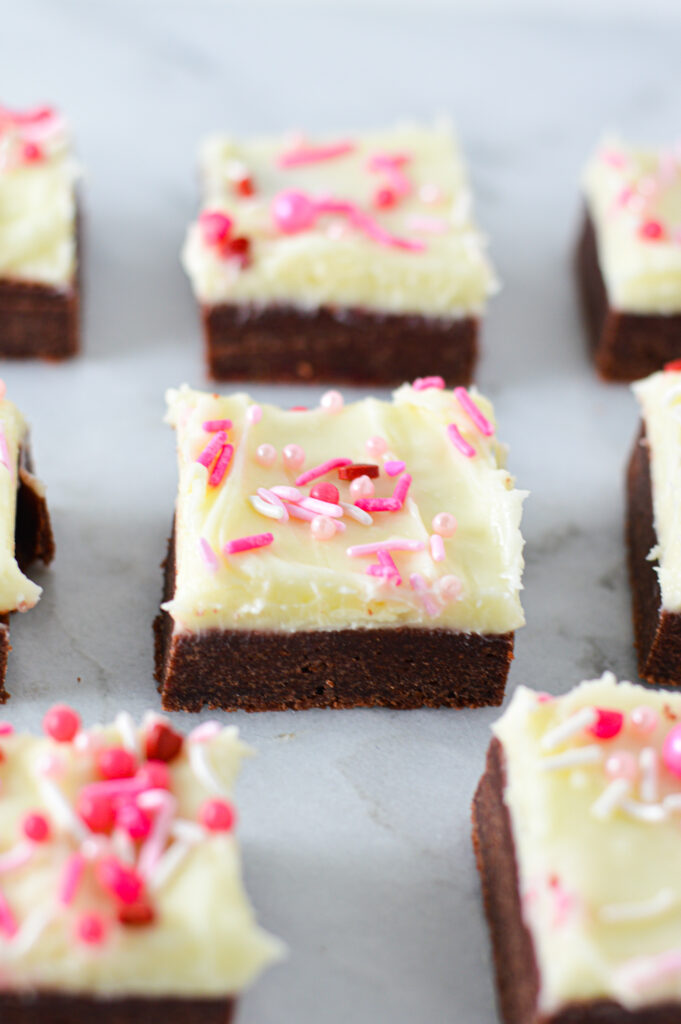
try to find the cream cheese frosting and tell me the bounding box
[182,122,498,316]
[0,105,78,289]
[0,710,282,996]
[0,397,43,614]
[582,137,681,313]
[494,674,681,1012]
[632,368,681,613]
[163,381,526,636]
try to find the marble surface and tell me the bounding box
[2,2,681,1020]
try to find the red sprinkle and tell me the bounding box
[116,801,152,840]
[96,856,144,905]
[136,760,171,791]
[235,175,255,197]
[310,482,340,504]
[22,141,43,163]
[665,359,681,372]
[337,463,380,481]
[145,721,183,763]
[374,187,397,208]
[639,219,666,241]
[78,791,115,833]
[118,901,155,927]
[224,236,251,267]
[290,405,308,412]
[43,705,80,743]
[588,707,624,740]
[23,812,51,843]
[199,798,237,833]
[97,747,137,781]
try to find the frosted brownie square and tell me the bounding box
[0,383,54,699]
[474,673,681,1023]
[155,378,526,711]
[576,137,681,381]
[181,122,497,384]
[0,704,281,1022]
[0,103,80,358]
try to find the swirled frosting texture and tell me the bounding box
[583,138,681,313]
[182,122,498,316]
[164,383,526,635]
[0,107,78,288]
[0,398,43,613]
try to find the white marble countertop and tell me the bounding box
[3,2,681,1020]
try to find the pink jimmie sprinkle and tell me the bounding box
[0,890,17,938]
[430,534,446,562]
[288,503,316,522]
[224,533,274,555]
[246,404,262,424]
[59,853,86,905]
[601,149,627,169]
[0,722,13,736]
[355,497,402,512]
[196,431,227,468]
[202,419,232,432]
[277,140,355,168]
[392,473,412,506]
[409,573,439,617]
[198,537,219,573]
[447,423,476,458]
[271,485,302,502]
[0,428,11,477]
[377,550,402,585]
[406,215,449,234]
[295,458,352,487]
[272,191,425,252]
[257,487,289,522]
[298,496,343,518]
[0,842,34,874]
[208,443,234,486]
[454,387,494,436]
[413,375,445,391]
[384,460,406,477]
[347,538,425,557]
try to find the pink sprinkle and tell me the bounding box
[377,549,402,585]
[355,497,402,512]
[223,532,274,555]
[246,404,262,424]
[384,460,406,476]
[198,537,219,573]
[0,428,11,477]
[202,419,232,432]
[630,705,658,734]
[0,842,34,873]
[257,487,289,521]
[137,790,178,878]
[409,573,439,617]
[295,458,352,487]
[188,721,222,743]
[0,722,13,736]
[43,705,80,743]
[196,431,227,468]
[601,149,626,168]
[407,215,449,234]
[277,140,355,168]
[271,485,302,502]
[413,375,445,391]
[430,534,445,562]
[199,210,232,246]
[288,503,316,522]
[76,912,107,946]
[447,423,476,458]
[587,707,624,740]
[639,219,666,241]
[59,853,86,905]
[347,539,425,557]
[298,496,344,518]
[454,387,494,436]
[392,473,412,506]
[663,724,681,777]
[0,890,17,938]
[208,443,234,486]
[95,856,143,905]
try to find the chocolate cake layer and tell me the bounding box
[472,737,678,1024]
[0,992,234,1024]
[201,302,478,385]
[576,212,681,382]
[154,528,514,712]
[626,424,681,686]
[0,278,79,360]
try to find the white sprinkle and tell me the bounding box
[250,494,285,520]
[246,404,262,424]
[591,778,631,820]
[115,711,140,757]
[189,742,229,796]
[540,745,603,772]
[540,707,598,751]
[8,906,54,958]
[600,888,676,924]
[340,501,373,526]
[171,819,205,844]
[664,794,681,813]
[39,779,88,842]
[111,828,135,865]
[639,747,659,803]
[150,840,192,892]
[621,798,668,823]
[188,721,222,743]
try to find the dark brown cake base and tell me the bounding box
[0,991,234,1023]
[0,443,56,703]
[200,302,478,385]
[154,529,514,712]
[576,211,681,382]
[626,423,681,686]
[472,738,678,1023]
[0,277,79,360]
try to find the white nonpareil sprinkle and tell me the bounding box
[599,887,676,924]
[249,494,285,520]
[38,778,88,842]
[340,501,373,526]
[540,745,603,772]
[189,741,230,796]
[150,840,192,892]
[8,906,54,958]
[620,798,668,824]
[115,711,140,756]
[591,778,631,820]
[540,707,598,752]
[639,747,659,803]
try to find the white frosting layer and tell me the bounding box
[633,369,681,612]
[583,138,681,313]
[0,399,43,614]
[0,717,282,996]
[494,675,681,1012]
[164,383,526,635]
[0,108,78,289]
[182,122,497,316]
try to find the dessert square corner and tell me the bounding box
[181,122,497,385]
[154,378,526,712]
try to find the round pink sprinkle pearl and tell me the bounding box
[439,575,462,601]
[605,752,637,782]
[365,435,388,458]
[43,705,80,743]
[320,390,344,413]
[432,512,457,538]
[283,444,305,471]
[200,798,236,833]
[23,812,51,843]
[630,705,658,734]
[310,482,339,504]
[663,724,681,778]
[76,913,107,946]
[116,802,151,840]
[310,515,336,541]
[588,708,624,740]
[272,190,317,233]
[350,475,375,500]
[255,443,276,468]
